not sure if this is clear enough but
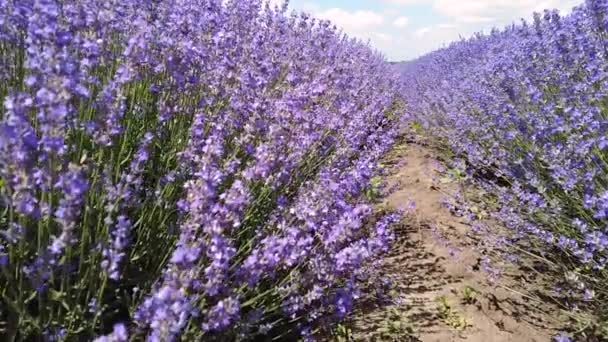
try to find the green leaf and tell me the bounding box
[24,291,37,304]
[49,290,71,311]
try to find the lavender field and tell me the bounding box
[0,0,607,341]
[401,0,608,340]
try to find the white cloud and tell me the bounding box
[266,0,284,6]
[414,27,432,36]
[316,8,385,32]
[372,32,396,43]
[314,8,397,55]
[393,16,410,28]
[413,23,457,37]
[383,0,425,4]
[432,0,580,23]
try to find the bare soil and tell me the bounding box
[348,142,567,342]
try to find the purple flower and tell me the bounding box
[583,288,595,301]
[93,323,129,342]
[1,0,404,339]
[101,215,132,280]
[202,297,240,332]
[0,244,8,267]
[553,332,572,342]
[43,327,66,342]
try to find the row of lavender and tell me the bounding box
[401,0,608,330]
[0,0,402,340]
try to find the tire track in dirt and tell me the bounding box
[348,143,566,342]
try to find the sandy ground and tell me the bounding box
[348,143,566,342]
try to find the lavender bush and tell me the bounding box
[0,0,402,340]
[401,0,608,333]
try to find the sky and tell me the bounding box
[271,0,583,61]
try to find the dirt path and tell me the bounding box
[348,143,565,341]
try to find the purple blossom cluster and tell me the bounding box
[0,0,402,339]
[400,0,608,320]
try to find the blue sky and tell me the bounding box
[273,0,582,61]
